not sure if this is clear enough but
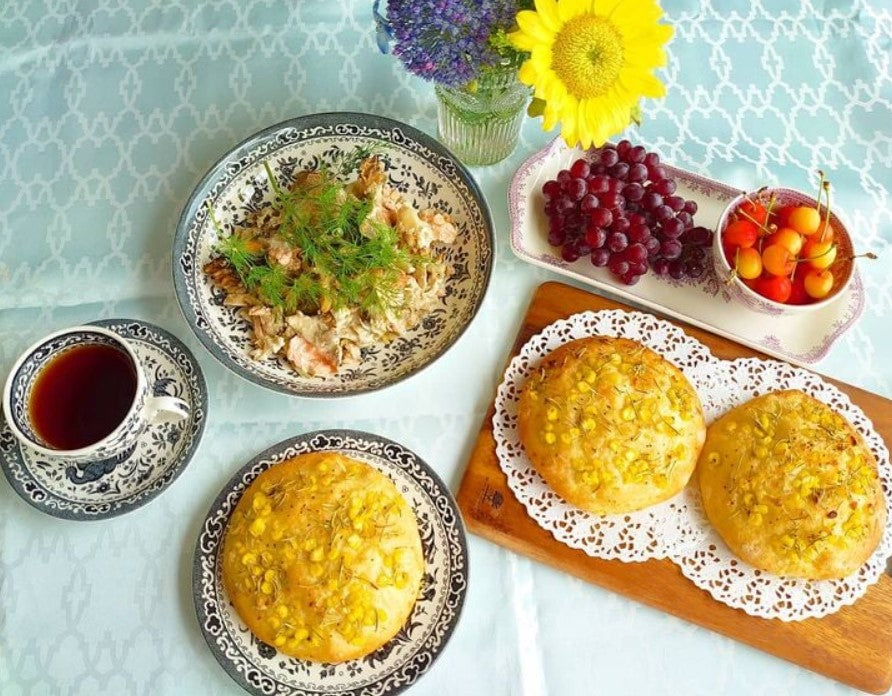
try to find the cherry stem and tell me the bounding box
[819,180,832,242]
[843,251,878,262]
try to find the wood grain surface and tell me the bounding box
[457,280,892,694]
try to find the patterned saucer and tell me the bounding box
[193,430,469,696]
[173,111,494,397]
[0,319,208,520]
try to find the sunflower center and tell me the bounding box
[552,15,624,99]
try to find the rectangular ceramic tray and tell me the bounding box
[457,281,892,693]
[508,139,864,366]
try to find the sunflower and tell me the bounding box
[509,0,673,148]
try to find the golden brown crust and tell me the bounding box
[517,336,706,514]
[697,390,886,579]
[221,452,424,662]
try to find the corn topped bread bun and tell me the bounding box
[698,390,886,579]
[517,336,706,514]
[222,452,424,662]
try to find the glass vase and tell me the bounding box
[435,60,529,166]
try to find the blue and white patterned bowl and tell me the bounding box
[173,112,494,397]
[193,430,468,696]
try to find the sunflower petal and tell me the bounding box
[534,0,562,32]
[542,104,560,131]
[558,0,588,23]
[560,94,579,146]
[530,45,552,71]
[595,0,626,17]
[545,77,568,108]
[507,29,538,52]
[516,10,554,44]
[619,67,666,98]
[518,59,539,85]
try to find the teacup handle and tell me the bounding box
[146,395,190,423]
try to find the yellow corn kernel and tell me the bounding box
[584,369,597,383]
[286,639,301,652]
[750,513,763,526]
[251,565,263,577]
[544,432,557,445]
[303,538,317,551]
[309,563,324,577]
[264,569,276,582]
[268,616,281,630]
[560,432,573,444]
[277,605,289,618]
[376,608,389,623]
[249,517,266,537]
[546,406,559,422]
[260,582,273,595]
[609,353,621,364]
[569,427,580,438]
[608,440,621,453]
[581,471,600,487]
[310,547,324,562]
[241,552,257,566]
[270,526,284,541]
[352,519,365,532]
[363,609,377,627]
[274,634,286,647]
[317,461,330,474]
[621,407,635,421]
[576,381,590,393]
[327,547,340,561]
[754,504,768,515]
[581,418,596,432]
[624,449,636,462]
[394,572,409,589]
[706,452,720,465]
[294,627,309,642]
[743,493,754,506]
[252,492,269,512]
[346,533,362,549]
[377,573,392,587]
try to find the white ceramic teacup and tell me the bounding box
[2,325,189,464]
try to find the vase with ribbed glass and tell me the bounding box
[434,58,529,166]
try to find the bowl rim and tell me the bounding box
[714,186,854,313]
[171,111,495,398]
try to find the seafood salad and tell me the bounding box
[203,152,457,377]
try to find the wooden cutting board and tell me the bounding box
[457,280,892,694]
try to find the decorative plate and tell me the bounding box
[492,310,892,621]
[193,430,469,696]
[0,319,208,520]
[508,138,865,366]
[173,112,494,397]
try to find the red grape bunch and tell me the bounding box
[542,140,713,286]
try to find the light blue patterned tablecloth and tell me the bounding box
[2,1,891,694]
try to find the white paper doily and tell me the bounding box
[493,310,892,621]
[493,310,717,562]
[670,357,892,620]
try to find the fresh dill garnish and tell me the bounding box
[333,143,386,178]
[212,155,434,317]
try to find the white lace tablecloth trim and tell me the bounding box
[492,310,892,621]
